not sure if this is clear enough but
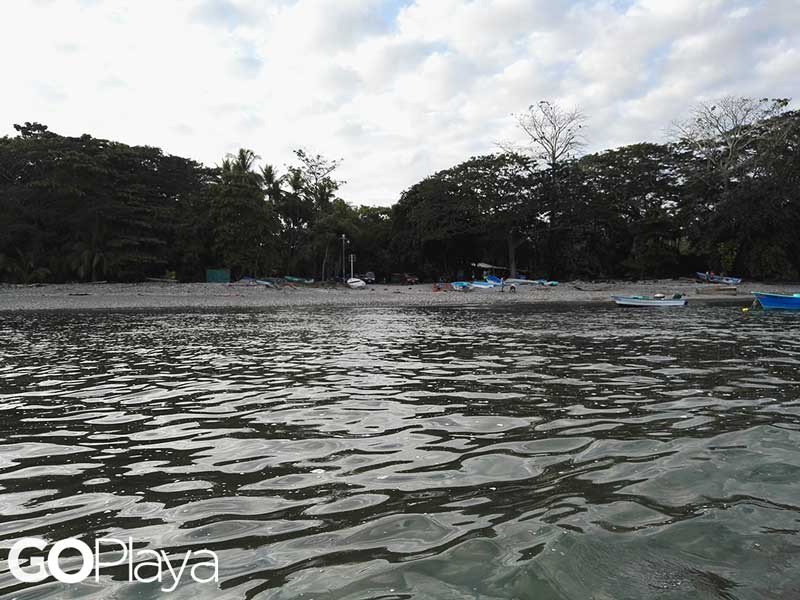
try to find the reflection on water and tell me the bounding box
[1,305,800,599]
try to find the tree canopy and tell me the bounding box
[1,97,798,284]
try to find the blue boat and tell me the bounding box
[696,272,742,285]
[451,281,472,291]
[752,292,800,310]
[485,275,503,286]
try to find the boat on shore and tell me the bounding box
[347,278,366,289]
[500,278,559,286]
[450,280,501,291]
[485,275,503,286]
[752,292,800,310]
[612,294,688,307]
[696,272,742,285]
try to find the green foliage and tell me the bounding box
[1,104,798,284]
[717,241,738,274]
[390,154,539,277]
[208,149,276,278]
[746,242,797,281]
[0,123,209,282]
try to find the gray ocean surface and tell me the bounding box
[0,305,799,599]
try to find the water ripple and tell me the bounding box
[1,305,799,598]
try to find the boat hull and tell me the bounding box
[696,272,742,285]
[502,278,558,286]
[347,278,366,289]
[752,292,800,310]
[612,296,687,307]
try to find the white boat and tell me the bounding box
[504,278,559,286]
[347,277,366,289]
[612,295,687,307]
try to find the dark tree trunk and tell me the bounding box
[507,230,517,278]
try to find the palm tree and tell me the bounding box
[219,149,261,186]
[231,148,259,174]
[260,164,284,203]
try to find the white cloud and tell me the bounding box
[0,0,797,205]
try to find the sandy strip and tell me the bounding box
[1,280,797,312]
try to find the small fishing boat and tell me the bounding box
[612,294,688,307]
[695,272,742,285]
[752,292,800,310]
[285,276,315,284]
[347,277,366,289]
[485,275,503,286]
[451,281,472,291]
[470,281,495,289]
[234,277,277,288]
[501,277,558,286]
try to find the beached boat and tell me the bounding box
[485,275,503,286]
[612,295,688,307]
[501,277,558,286]
[470,281,495,289]
[235,277,277,288]
[451,281,472,291]
[752,292,800,310]
[696,272,742,285]
[347,277,366,289]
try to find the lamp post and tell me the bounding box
[340,234,347,282]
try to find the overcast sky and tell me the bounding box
[1,0,798,205]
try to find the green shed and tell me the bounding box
[206,268,231,283]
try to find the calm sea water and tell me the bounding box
[1,305,799,599]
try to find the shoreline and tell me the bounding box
[1,280,796,312]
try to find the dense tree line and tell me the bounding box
[393,98,800,281]
[0,124,390,282]
[1,97,798,284]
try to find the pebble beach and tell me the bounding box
[2,279,798,311]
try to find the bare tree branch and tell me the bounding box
[670,96,790,186]
[507,100,587,168]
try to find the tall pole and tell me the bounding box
[350,253,354,279]
[340,234,346,282]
